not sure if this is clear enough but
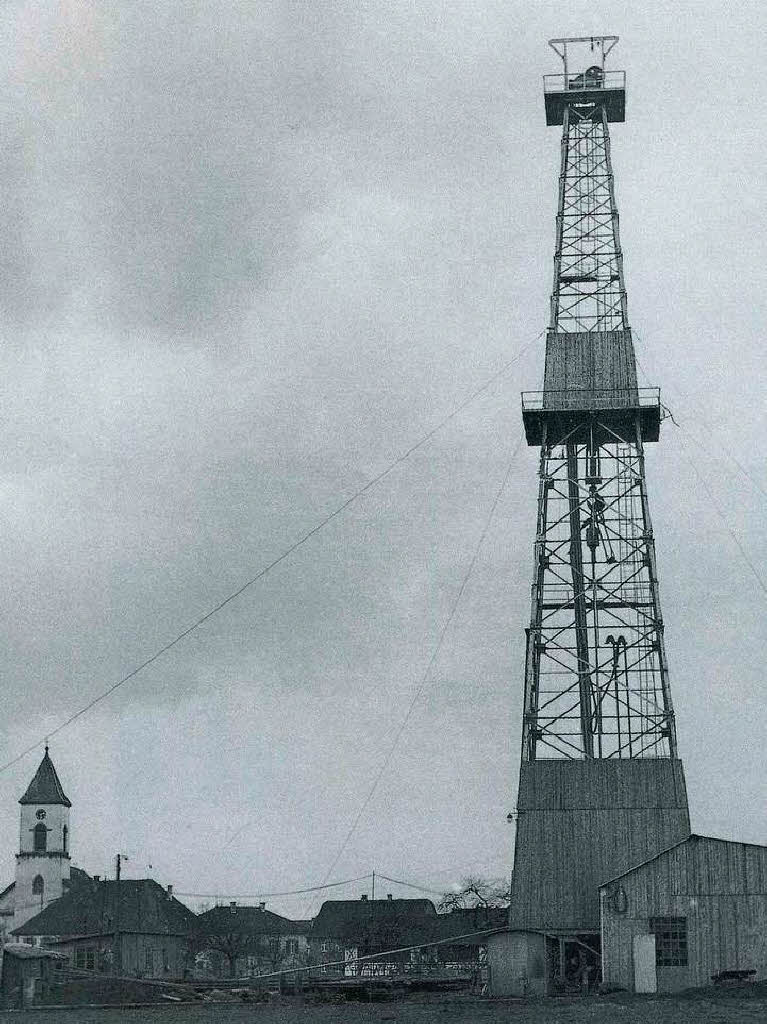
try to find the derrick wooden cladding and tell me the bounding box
[509,760,690,932]
[543,329,639,409]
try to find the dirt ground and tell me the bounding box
[2,989,767,1024]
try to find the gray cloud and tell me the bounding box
[0,0,765,905]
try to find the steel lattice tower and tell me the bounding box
[508,37,690,949]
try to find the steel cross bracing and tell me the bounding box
[521,90,678,761]
[550,107,628,333]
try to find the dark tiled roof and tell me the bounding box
[19,750,71,807]
[432,907,509,943]
[66,866,91,889]
[196,905,309,938]
[12,879,195,938]
[311,899,437,943]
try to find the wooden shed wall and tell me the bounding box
[543,330,638,408]
[601,836,767,990]
[509,760,690,933]
[487,931,549,998]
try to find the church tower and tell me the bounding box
[13,747,71,931]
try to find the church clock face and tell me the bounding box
[36,809,46,820]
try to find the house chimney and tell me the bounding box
[387,894,393,901]
[360,894,368,901]
[259,902,266,911]
[93,875,100,883]
[229,901,237,914]
[167,885,173,900]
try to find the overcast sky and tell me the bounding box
[0,0,765,918]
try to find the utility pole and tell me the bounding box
[113,853,127,975]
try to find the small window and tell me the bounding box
[32,875,45,896]
[75,947,96,971]
[62,825,68,853]
[650,916,688,967]
[33,823,47,852]
[145,948,154,974]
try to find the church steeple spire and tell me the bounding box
[19,747,71,808]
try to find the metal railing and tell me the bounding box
[543,70,625,94]
[522,387,659,412]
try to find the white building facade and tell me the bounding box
[12,748,72,933]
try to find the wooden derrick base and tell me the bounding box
[508,759,690,933]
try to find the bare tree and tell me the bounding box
[438,876,511,915]
[193,922,282,979]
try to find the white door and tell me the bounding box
[633,934,657,993]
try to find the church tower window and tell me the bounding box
[32,875,44,896]
[33,823,47,852]
[63,825,68,853]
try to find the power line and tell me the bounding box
[634,329,767,506]
[312,433,523,903]
[0,337,539,777]
[376,873,445,898]
[678,437,767,599]
[174,874,372,900]
[174,871,448,902]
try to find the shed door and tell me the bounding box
[633,935,657,993]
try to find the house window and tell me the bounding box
[163,948,169,972]
[32,875,45,896]
[75,947,96,971]
[145,948,155,974]
[285,939,298,956]
[320,942,328,953]
[650,917,688,967]
[33,823,48,852]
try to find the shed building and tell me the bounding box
[601,834,767,993]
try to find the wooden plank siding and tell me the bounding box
[509,760,690,933]
[601,835,767,991]
[543,329,638,409]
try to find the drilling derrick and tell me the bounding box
[509,37,690,950]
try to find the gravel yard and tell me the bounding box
[2,989,767,1024]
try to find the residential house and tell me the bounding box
[309,896,439,976]
[194,902,311,979]
[12,877,196,979]
[432,906,509,968]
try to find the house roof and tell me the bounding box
[19,748,71,807]
[311,898,437,942]
[431,907,509,944]
[599,832,767,888]
[196,905,310,937]
[12,878,195,938]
